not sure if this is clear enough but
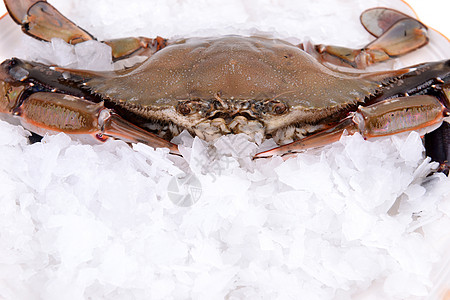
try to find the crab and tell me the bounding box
[0,1,449,169]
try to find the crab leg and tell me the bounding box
[254,95,449,159]
[0,89,180,155]
[303,8,428,68]
[3,0,167,61]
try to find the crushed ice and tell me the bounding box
[1,118,449,299]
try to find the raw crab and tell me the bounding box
[0,1,449,169]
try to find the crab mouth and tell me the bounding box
[155,97,316,143]
[193,116,265,141]
[193,115,325,143]
[143,114,323,145]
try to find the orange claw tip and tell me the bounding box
[253,148,285,159]
[253,149,300,161]
[252,152,272,160]
[253,148,276,159]
[168,145,182,157]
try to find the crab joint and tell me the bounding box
[254,95,446,159]
[0,81,25,113]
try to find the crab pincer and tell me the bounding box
[254,95,449,160]
[307,8,428,68]
[0,59,180,155]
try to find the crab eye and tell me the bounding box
[177,100,205,116]
[177,102,192,115]
[269,101,287,115]
[274,103,287,114]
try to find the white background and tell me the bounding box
[0,1,449,38]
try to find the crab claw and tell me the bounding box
[359,7,426,38]
[4,0,94,44]
[3,90,181,156]
[253,118,357,159]
[310,8,428,68]
[254,95,449,159]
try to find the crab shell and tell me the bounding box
[85,36,381,143]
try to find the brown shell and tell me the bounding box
[86,36,381,129]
